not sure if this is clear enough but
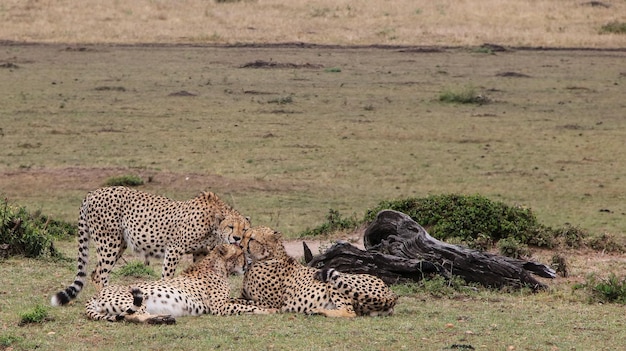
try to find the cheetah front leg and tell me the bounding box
[161,246,185,279]
[310,308,357,318]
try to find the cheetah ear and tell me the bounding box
[245,216,251,224]
[272,230,283,241]
[215,213,225,224]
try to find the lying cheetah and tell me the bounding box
[85,244,275,324]
[238,226,398,317]
[52,187,251,306]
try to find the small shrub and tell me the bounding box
[497,237,529,259]
[587,232,624,253]
[113,261,158,279]
[592,274,626,304]
[104,175,144,187]
[325,67,342,73]
[18,304,52,326]
[439,85,489,104]
[1,199,64,258]
[553,224,587,249]
[600,21,626,34]
[298,209,358,237]
[575,273,626,304]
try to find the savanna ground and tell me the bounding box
[1,1,626,350]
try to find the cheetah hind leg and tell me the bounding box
[124,313,176,325]
[123,288,176,325]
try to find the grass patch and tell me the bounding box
[104,175,144,187]
[112,261,158,279]
[438,85,488,104]
[600,21,626,34]
[18,304,52,326]
[393,275,479,298]
[324,67,342,73]
[0,335,22,347]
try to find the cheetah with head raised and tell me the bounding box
[51,186,250,306]
[85,243,274,324]
[238,226,397,317]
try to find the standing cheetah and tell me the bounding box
[51,187,250,306]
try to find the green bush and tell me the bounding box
[0,199,67,258]
[365,194,547,245]
[104,175,144,187]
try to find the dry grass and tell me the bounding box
[2,0,626,47]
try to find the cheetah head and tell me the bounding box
[214,243,247,276]
[240,226,284,263]
[218,214,251,244]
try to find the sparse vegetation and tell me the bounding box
[0,335,21,348]
[298,209,358,237]
[438,85,489,104]
[267,96,293,104]
[104,175,144,187]
[600,21,626,34]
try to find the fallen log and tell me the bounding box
[305,241,447,285]
[306,210,555,291]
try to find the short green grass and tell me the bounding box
[0,241,624,351]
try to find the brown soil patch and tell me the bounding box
[0,167,302,196]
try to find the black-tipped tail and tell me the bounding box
[50,280,84,306]
[314,268,337,283]
[130,287,143,311]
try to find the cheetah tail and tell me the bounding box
[314,268,339,284]
[51,200,91,306]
